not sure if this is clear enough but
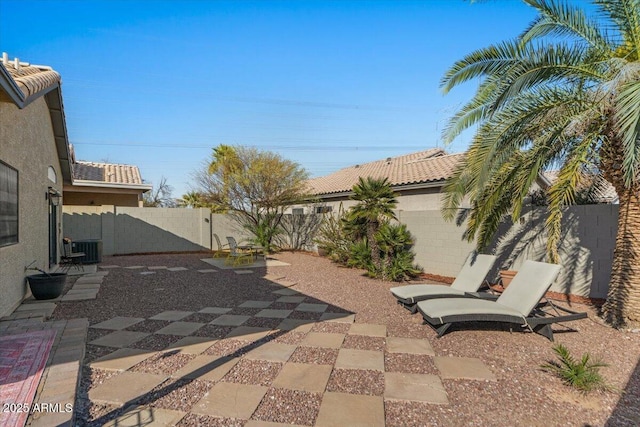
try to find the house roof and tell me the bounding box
[541,171,619,204]
[71,161,152,191]
[0,55,73,184]
[307,148,464,195]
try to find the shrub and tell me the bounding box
[541,344,610,394]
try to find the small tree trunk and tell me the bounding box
[602,185,640,328]
[367,222,381,273]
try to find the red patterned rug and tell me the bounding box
[0,329,57,427]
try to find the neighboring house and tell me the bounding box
[63,149,152,207]
[304,148,465,212]
[538,170,619,204]
[0,55,72,317]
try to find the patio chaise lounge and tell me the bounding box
[390,254,497,313]
[416,260,588,341]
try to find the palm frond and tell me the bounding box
[522,0,612,53]
[615,79,640,186]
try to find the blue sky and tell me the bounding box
[1,0,537,198]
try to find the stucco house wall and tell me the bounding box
[0,96,63,317]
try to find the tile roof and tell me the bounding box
[542,171,618,204]
[1,60,61,101]
[308,148,464,195]
[73,161,145,186]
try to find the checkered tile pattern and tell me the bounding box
[87,292,497,426]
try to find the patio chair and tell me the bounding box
[59,238,86,272]
[224,236,254,266]
[416,260,587,341]
[390,253,497,313]
[212,233,230,258]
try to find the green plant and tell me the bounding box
[439,0,640,328]
[541,344,610,394]
[314,204,352,263]
[376,223,421,281]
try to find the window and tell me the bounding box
[0,161,18,247]
[315,206,332,214]
[292,208,304,215]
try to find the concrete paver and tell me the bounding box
[191,382,267,419]
[210,314,251,326]
[90,348,155,371]
[89,331,149,348]
[318,313,355,323]
[384,372,449,404]
[171,355,239,381]
[225,326,271,341]
[89,371,167,405]
[90,317,144,330]
[155,321,205,336]
[276,318,315,332]
[296,303,328,313]
[199,307,233,314]
[434,356,497,381]
[245,342,297,362]
[271,362,332,392]
[335,349,385,371]
[276,296,306,303]
[385,336,434,355]
[348,323,387,337]
[255,309,293,319]
[315,392,384,427]
[149,311,193,321]
[163,336,217,354]
[103,406,186,427]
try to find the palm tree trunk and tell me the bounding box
[602,185,640,328]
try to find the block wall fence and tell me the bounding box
[63,204,618,299]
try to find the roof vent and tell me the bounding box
[386,157,392,162]
[354,164,360,168]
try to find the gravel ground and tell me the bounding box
[176,413,246,427]
[289,346,339,365]
[326,368,385,396]
[342,334,386,351]
[222,359,283,386]
[130,334,184,351]
[147,379,212,412]
[129,352,196,375]
[252,388,322,426]
[53,252,640,427]
[384,352,439,374]
[124,319,171,333]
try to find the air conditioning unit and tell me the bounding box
[72,240,102,264]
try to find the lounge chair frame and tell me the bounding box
[392,253,497,313]
[417,261,588,341]
[212,233,230,258]
[417,261,587,341]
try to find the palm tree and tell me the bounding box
[349,177,398,274]
[179,191,206,208]
[440,0,639,327]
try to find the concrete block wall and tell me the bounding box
[62,204,619,299]
[63,206,213,255]
[400,205,617,299]
[114,207,211,254]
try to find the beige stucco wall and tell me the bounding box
[0,97,63,317]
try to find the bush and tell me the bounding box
[541,344,610,394]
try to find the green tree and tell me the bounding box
[195,144,312,252]
[178,191,207,208]
[440,0,640,327]
[349,177,398,275]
